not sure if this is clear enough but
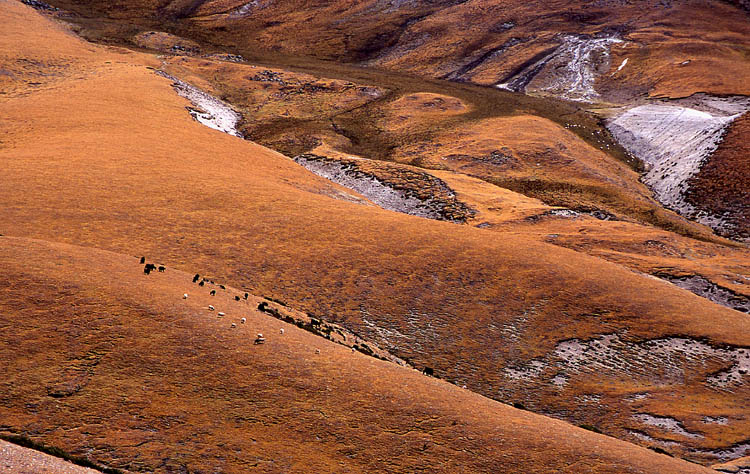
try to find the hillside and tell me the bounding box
[1,0,748,471]
[0,235,721,473]
[43,0,750,242]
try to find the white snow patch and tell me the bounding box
[576,394,602,403]
[607,102,748,223]
[624,392,649,402]
[293,155,453,220]
[614,57,628,74]
[229,0,272,18]
[702,416,729,425]
[497,34,623,102]
[515,333,750,390]
[157,71,242,137]
[696,442,750,463]
[504,359,546,381]
[628,430,680,448]
[632,413,704,439]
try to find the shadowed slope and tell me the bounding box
[44,0,750,100]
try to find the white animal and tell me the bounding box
[241,318,246,324]
[183,293,188,299]
[231,323,237,328]
[208,305,215,311]
[218,312,225,317]
[279,328,284,334]
[315,349,320,354]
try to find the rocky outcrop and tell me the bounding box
[293,154,475,222]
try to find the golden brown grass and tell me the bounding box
[1,1,749,468]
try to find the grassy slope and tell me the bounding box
[1,0,748,466]
[685,113,750,242]
[0,235,718,473]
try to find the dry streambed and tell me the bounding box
[497,33,623,103]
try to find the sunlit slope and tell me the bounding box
[1,235,722,473]
[1,1,748,464]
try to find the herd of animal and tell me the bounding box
[139,257,287,347]
[139,256,437,373]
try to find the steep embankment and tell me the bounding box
[684,112,750,242]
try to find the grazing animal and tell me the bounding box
[218,312,225,317]
[158,266,165,272]
[140,256,146,264]
[193,274,200,283]
[258,302,268,312]
[254,333,265,344]
[241,318,246,324]
[279,328,284,335]
[210,290,216,296]
[199,281,205,287]
[231,323,237,328]
[143,263,156,275]
[234,296,240,301]
[315,349,321,354]
[423,367,434,377]
[243,293,248,300]
[208,305,215,311]
[219,285,226,290]
[183,294,188,299]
